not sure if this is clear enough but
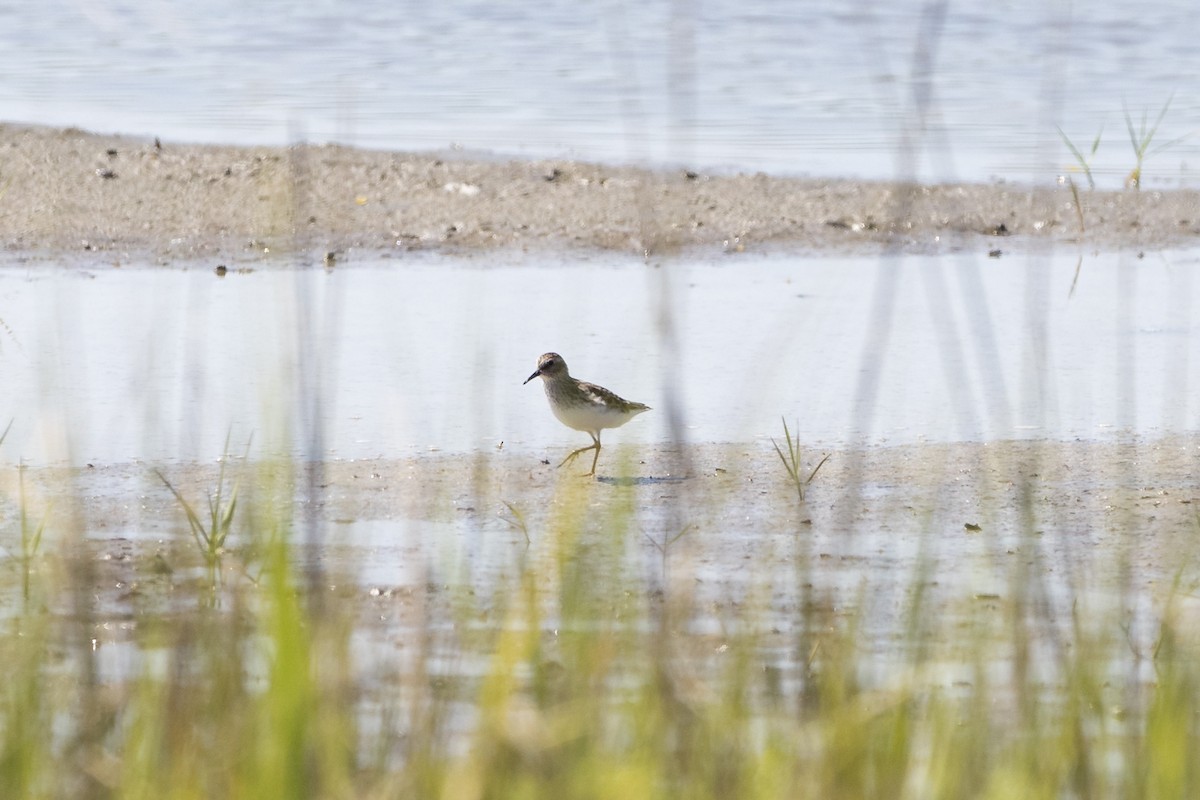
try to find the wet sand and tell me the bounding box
[8,434,1196,656]
[67,436,1200,581]
[3,122,1200,264]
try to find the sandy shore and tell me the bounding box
[3,122,1200,264]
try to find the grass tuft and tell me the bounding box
[770,417,830,503]
[1123,94,1185,189]
[155,464,239,568]
[153,434,250,588]
[1057,124,1103,190]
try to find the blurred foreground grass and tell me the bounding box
[0,444,1197,799]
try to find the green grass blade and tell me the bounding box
[155,469,212,557]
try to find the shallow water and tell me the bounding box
[0,247,1196,467]
[2,0,1198,185]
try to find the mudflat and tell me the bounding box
[3,122,1199,263]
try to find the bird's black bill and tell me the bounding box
[523,370,541,385]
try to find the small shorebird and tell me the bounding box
[524,352,650,476]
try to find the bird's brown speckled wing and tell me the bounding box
[577,381,650,413]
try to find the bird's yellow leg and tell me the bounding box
[558,435,602,476]
[587,439,602,476]
[558,443,594,469]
